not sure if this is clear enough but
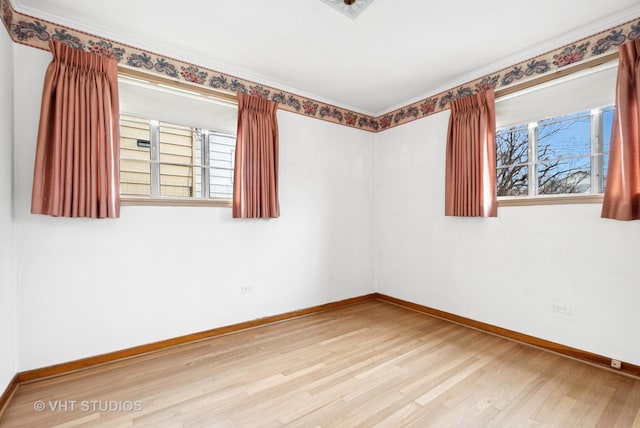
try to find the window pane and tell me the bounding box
[158,122,197,198]
[120,116,151,156]
[159,163,195,197]
[496,125,528,167]
[210,168,233,199]
[159,122,195,164]
[537,157,591,195]
[209,133,235,199]
[602,107,614,155]
[536,112,591,161]
[602,154,609,190]
[599,106,615,191]
[120,116,152,196]
[193,130,205,198]
[120,116,151,162]
[497,165,528,196]
[120,159,151,196]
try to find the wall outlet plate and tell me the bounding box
[240,285,255,294]
[552,303,572,315]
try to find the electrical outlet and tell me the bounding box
[611,359,622,369]
[552,302,572,315]
[240,285,254,294]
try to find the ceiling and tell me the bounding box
[12,0,640,115]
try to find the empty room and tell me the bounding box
[1,0,640,426]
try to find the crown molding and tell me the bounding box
[2,0,640,133]
[10,0,376,117]
[2,0,380,131]
[378,5,640,117]
[375,15,639,131]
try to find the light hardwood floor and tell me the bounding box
[1,301,639,427]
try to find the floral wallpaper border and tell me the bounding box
[1,0,639,133]
[379,17,640,131]
[0,0,379,132]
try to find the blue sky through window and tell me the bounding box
[496,105,614,196]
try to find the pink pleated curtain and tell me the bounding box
[445,89,497,217]
[31,40,120,218]
[601,40,640,221]
[233,93,280,218]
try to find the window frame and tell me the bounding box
[493,53,617,207]
[117,68,237,208]
[119,116,236,207]
[496,106,613,207]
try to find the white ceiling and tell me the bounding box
[12,0,640,115]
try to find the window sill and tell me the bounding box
[498,194,603,207]
[121,197,232,208]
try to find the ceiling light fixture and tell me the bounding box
[321,0,375,20]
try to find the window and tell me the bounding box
[117,72,238,204]
[494,59,617,202]
[120,115,236,200]
[497,106,613,197]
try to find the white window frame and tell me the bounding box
[117,69,237,208]
[494,58,617,207]
[119,116,236,207]
[496,106,613,206]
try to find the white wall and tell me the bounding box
[375,111,640,365]
[0,27,17,392]
[9,35,639,377]
[13,45,375,371]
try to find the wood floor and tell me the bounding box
[1,301,639,427]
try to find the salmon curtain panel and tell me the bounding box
[233,93,280,218]
[601,40,640,221]
[31,40,120,218]
[444,89,497,217]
